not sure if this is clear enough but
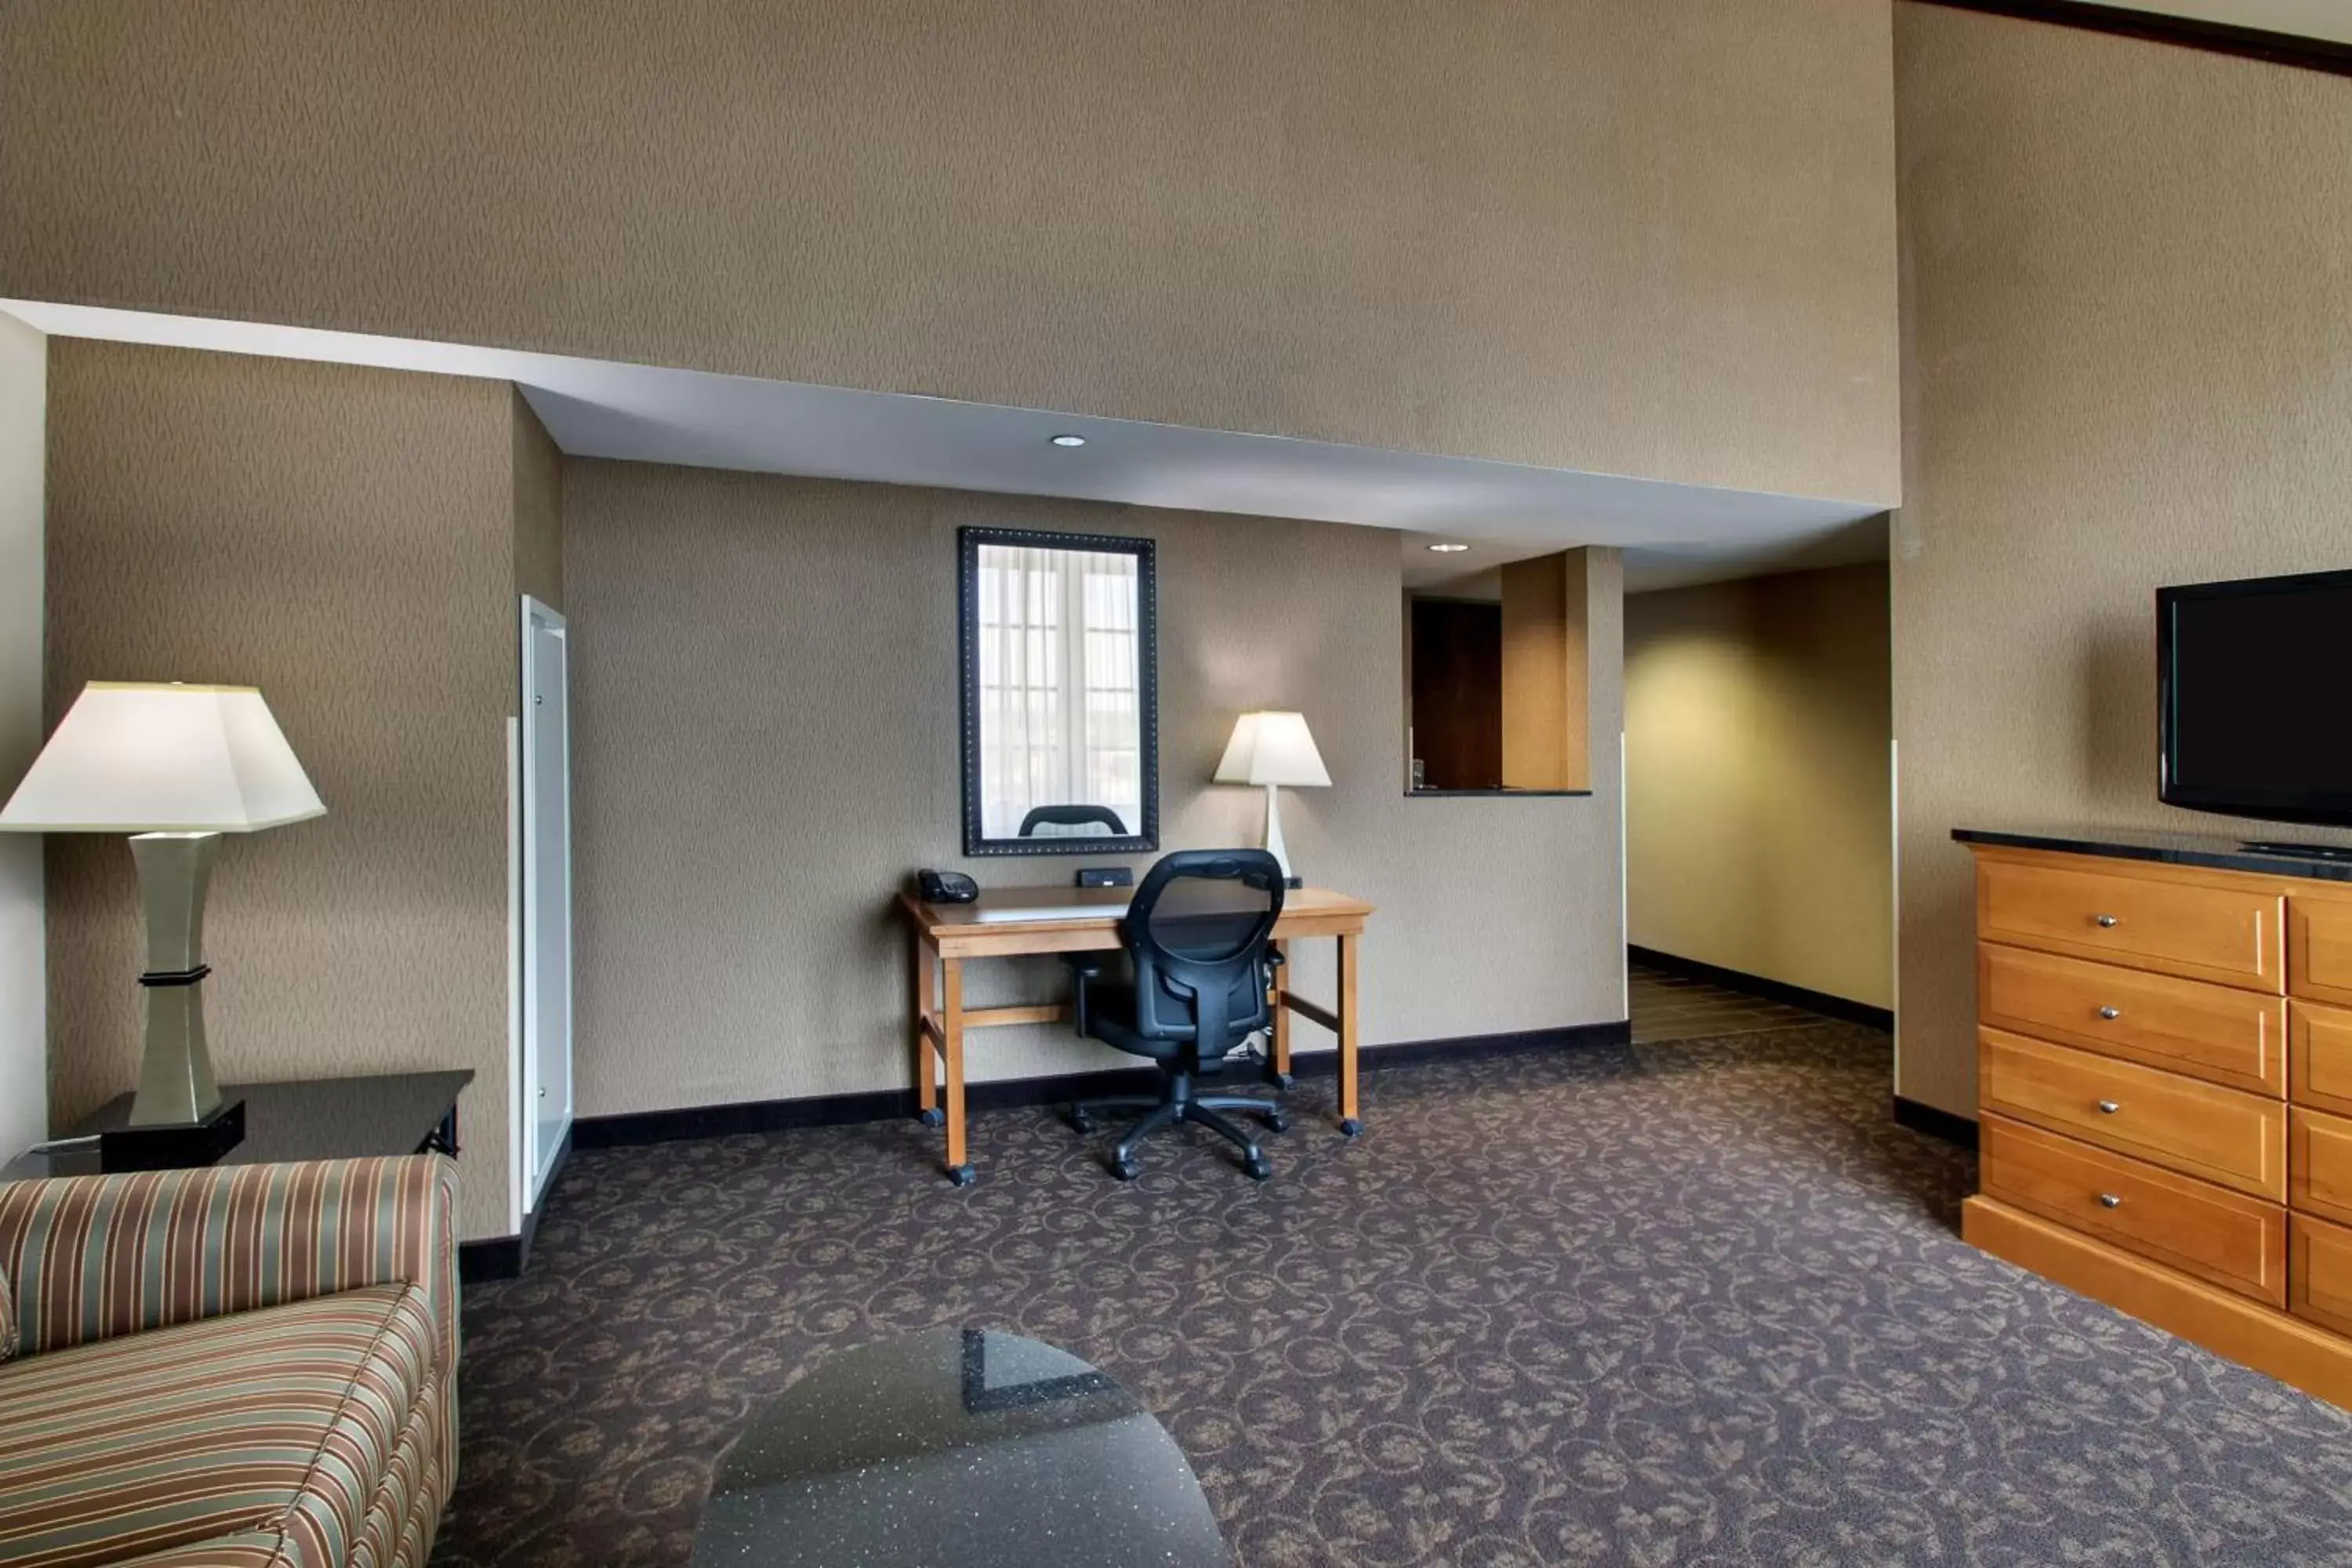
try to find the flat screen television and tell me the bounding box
[2158,568,2352,829]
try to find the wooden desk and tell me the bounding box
[896,886,1375,1185]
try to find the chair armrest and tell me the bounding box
[0,1155,459,1369]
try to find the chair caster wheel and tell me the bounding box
[1243,1155,1272,1181]
[946,1163,977,1187]
[1264,1110,1290,1134]
[1109,1156,1142,1181]
[1339,1118,1363,1138]
[1068,1108,1097,1134]
[919,1108,946,1128]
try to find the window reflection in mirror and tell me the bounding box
[960,528,1159,854]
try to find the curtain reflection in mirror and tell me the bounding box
[975,543,1142,839]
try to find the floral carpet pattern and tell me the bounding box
[433,1025,2352,1566]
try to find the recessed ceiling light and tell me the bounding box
[1426,543,1471,554]
[1049,434,1087,448]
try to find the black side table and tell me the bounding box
[2,1071,474,1183]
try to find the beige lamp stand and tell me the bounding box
[0,682,325,1138]
[1214,710,1331,887]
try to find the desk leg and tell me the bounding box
[1337,931,1363,1138]
[941,957,974,1186]
[1269,938,1294,1089]
[913,934,943,1128]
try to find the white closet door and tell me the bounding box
[521,597,573,1207]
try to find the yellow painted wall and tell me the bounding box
[1893,3,2352,1117]
[1625,562,1893,1010]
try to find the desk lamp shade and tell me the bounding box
[1214,711,1328,884]
[0,683,325,1128]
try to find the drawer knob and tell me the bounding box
[2098,1192,2123,1209]
[2095,914,2121,928]
[2098,1007,2122,1021]
[2097,1099,2122,1115]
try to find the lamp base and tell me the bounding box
[1261,783,1301,886]
[97,1097,245,1173]
[129,832,225,1126]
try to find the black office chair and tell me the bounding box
[1018,804,1127,837]
[1064,849,1290,1181]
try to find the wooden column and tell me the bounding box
[1499,548,1591,791]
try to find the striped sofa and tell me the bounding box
[0,1156,459,1568]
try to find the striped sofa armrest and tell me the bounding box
[0,1155,459,1368]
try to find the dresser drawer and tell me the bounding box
[2293,1000,2352,1116]
[1982,1115,2285,1305]
[1977,856,2282,992]
[2292,1213,2352,1337]
[2290,895,2352,1008]
[1979,942,2285,1094]
[2292,1107,2352,1227]
[1980,1027,2287,1200]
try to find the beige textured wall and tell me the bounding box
[1625,563,1893,1010]
[0,312,43,1156]
[42,341,521,1239]
[512,390,564,615]
[0,0,1898,504]
[1893,3,2352,1115]
[564,462,1626,1117]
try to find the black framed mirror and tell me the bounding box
[959,526,1159,856]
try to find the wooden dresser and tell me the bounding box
[1956,830,2352,1406]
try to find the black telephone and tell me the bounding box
[916,869,980,904]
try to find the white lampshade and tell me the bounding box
[1214,710,1331,789]
[0,682,326,833]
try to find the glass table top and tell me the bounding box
[691,1328,1230,1568]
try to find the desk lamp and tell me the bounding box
[0,683,325,1160]
[1214,710,1330,888]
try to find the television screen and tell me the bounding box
[2160,570,2352,826]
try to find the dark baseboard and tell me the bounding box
[1893,1095,1980,1152]
[1629,946,1895,1033]
[574,1087,915,1149]
[459,1232,524,1283]
[1327,1019,1633,1072]
[458,1125,571,1283]
[572,1020,1635,1152]
[1914,0,2352,79]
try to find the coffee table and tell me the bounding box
[691,1329,1229,1567]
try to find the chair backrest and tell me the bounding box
[1120,849,1285,1058]
[1018,804,1127,838]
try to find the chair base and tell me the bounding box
[1069,1071,1286,1181]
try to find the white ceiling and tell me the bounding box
[3,300,1885,587]
[2073,0,2352,45]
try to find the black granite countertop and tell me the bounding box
[1406,788,1594,799]
[1952,826,2352,883]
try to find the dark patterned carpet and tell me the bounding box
[431,1023,2352,1567]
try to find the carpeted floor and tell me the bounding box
[432,1017,2352,1567]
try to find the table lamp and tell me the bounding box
[0,682,325,1156]
[1214,710,1330,888]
